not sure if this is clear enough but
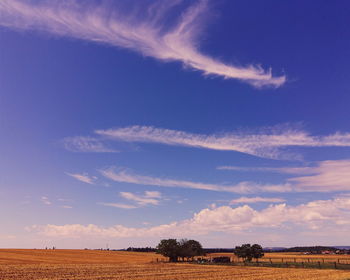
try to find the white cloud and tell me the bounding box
[230,196,286,204]
[120,191,161,206]
[217,166,314,174]
[41,196,51,205]
[289,160,350,192]
[144,191,162,199]
[98,202,138,209]
[29,197,350,238]
[0,0,285,87]
[220,159,350,192]
[99,191,163,210]
[61,205,73,209]
[100,167,291,193]
[66,172,97,185]
[62,136,117,153]
[57,198,73,202]
[95,125,350,159]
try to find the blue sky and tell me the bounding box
[1,0,350,249]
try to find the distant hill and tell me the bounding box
[334,246,350,250]
[263,247,286,252]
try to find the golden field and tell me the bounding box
[0,249,350,280]
[210,252,350,264]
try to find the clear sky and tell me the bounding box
[1,0,350,249]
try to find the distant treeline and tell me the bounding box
[126,247,237,253]
[126,247,156,252]
[125,246,350,254]
[125,247,233,253]
[279,246,349,254]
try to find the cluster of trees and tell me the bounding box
[156,239,264,263]
[156,239,204,262]
[234,244,264,262]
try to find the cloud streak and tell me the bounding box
[120,191,161,206]
[99,191,163,209]
[217,166,314,174]
[30,197,350,238]
[66,173,97,185]
[98,202,138,210]
[62,136,118,153]
[230,196,286,204]
[0,0,285,87]
[40,196,52,205]
[219,160,350,192]
[100,167,292,193]
[96,125,350,159]
[289,160,350,192]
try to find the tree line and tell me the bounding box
[155,239,264,262]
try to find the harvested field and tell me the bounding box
[0,250,350,280]
[208,252,350,265]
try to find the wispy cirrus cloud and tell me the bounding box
[100,159,350,193]
[95,125,350,159]
[62,136,118,153]
[40,196,52,205]
[230,196,286,204]
[100,167,291,194]
[217,165,314,174]
[120,191,162,206]
[0,0,285,87]
[66,172,97,185]
[29,197,350,238]
[99,191,163,209]
[219,159,350,192]
[289,160,350,192]
[98,202,138,210]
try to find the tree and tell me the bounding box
[178,239,204,261]
[156,239,180,262]
[251,244,264,260]
[234,244,264,262]
[156,239,204,262]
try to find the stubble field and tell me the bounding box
[0,249,350,280]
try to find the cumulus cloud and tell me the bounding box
[66,172,97,185]
[0,0,285,87]
[100,167,291,193]
[95,125,350,159]
[29,197,350,238]
[62,136,118,153]
[230,196,286,204]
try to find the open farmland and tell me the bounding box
[209,252,350,265]
[1,250,350,280]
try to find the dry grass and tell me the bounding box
[0,249,349,280]
[0,249,156,265]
